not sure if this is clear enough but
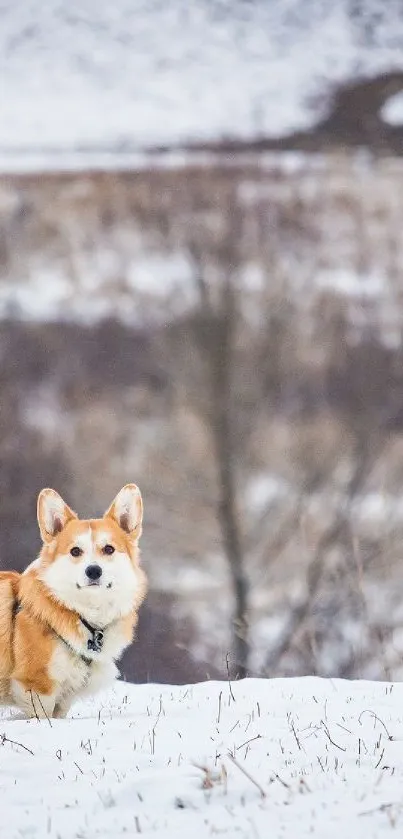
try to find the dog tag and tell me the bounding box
[87,630,104,653]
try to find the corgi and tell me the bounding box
[0,484,147,719]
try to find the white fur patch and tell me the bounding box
[50,644,88,696]
[74,528,93,552]
[49,642,119,713]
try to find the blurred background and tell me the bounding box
[2,0,403,684]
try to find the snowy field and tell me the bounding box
[2,0,403,167]
[2,678,403,837]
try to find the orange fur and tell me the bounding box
[0,485,147,718]
[0,572,20,680]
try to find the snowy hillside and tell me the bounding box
[2,678,403,837]
[2,0,403,166]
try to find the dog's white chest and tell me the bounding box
[50,642,118,705]
[50,644,90,698]
[47,618,128,712]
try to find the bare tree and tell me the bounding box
[188,257,250,679]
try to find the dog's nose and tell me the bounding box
[85,564,102,581]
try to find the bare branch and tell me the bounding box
[187,244,211,313]
[263,438,384,674]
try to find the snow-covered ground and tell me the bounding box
[2,0,403,166]
[2,678,403,837]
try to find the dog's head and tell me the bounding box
[36,485,147,622]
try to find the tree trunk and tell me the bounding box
[209,286,249,679]
[191,261,250,678]
[214,416,249,678]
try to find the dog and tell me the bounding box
[0,484,147,719]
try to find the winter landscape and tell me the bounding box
[3,0,403,835]
[3,678,403,838]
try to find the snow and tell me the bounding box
[0,263,389,325]
[246,473,290,514]
[0,273,73,322]
[0,252,195,324]
[382,92,403,125]
[2,0,403,165]
[0,149,321,177]
[315,269,386,299]
[2,677,403,837]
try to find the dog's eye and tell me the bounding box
[103,544,115,555]
[70,546,82,557]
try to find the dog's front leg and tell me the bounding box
[10,680,56,720]
[53,697,74,719]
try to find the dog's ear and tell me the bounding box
[104,484,143,539]
[37,489,77,543]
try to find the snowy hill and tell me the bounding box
[2,678,403,837]
[2,0,403,168]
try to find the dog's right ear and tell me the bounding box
[37,489,77,543]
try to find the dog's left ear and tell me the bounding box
[37,489,77,543]
[104,484,143,540]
